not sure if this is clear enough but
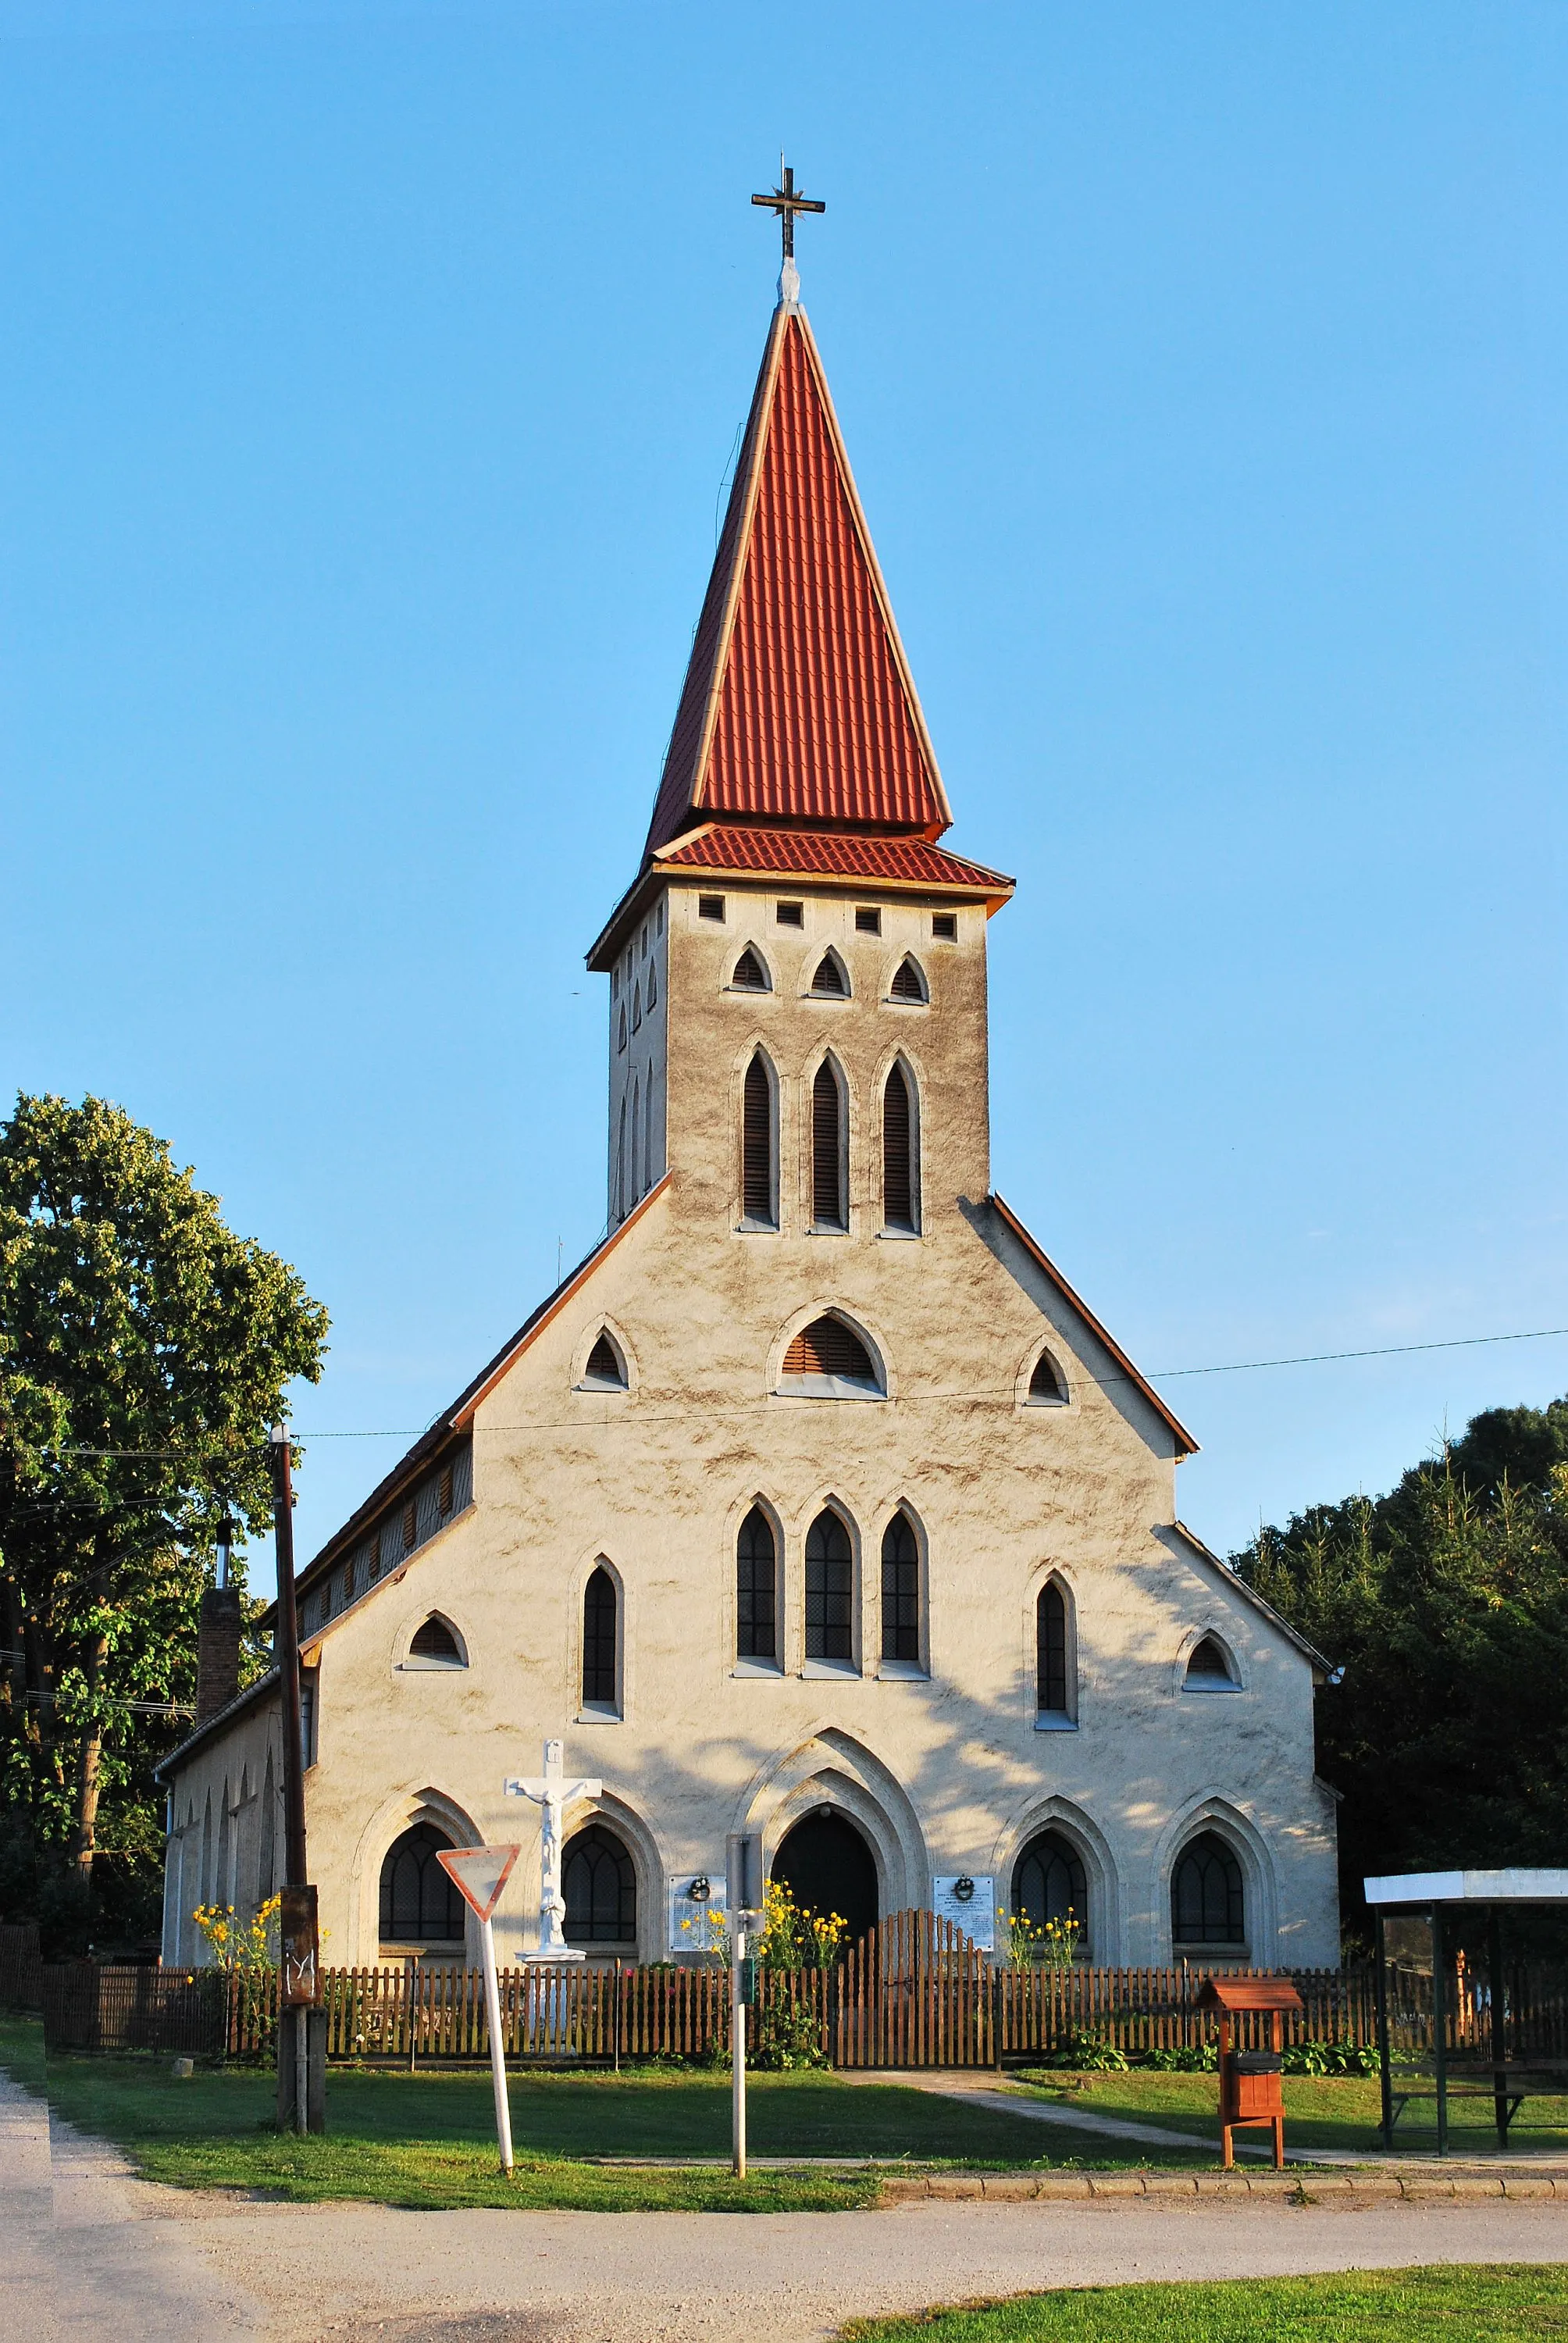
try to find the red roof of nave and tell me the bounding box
[654,822,1012,901]
[643,302,951,858]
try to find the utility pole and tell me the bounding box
[271,1425,323,2134]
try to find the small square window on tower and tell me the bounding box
[776,900,804,928]
[698,895,725,922]
[932,911,958,941]
[855,906,882,935]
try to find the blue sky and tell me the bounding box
[3,2,1565,1596]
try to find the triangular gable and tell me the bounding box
[989,1192,1199,1457]
[643,304,950,858]
[1171,1521,1334,1681]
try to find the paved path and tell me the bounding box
[7,2069,1568,2343]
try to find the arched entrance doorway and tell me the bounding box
[772,1810,878,1946]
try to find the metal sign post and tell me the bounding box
[436,1846,522,2174]
[726,1833,763,2180]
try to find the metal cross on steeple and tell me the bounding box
[752,159,825,306]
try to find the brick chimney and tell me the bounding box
[195,1586,243,1723]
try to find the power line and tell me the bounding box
[24,1320,1568,1457]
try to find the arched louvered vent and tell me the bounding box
[1186,1636,1233,1681]
[583,1333,627,1389]
[882,1063,914,1231]
[811,951,848,997]
[409,1615,462,1664]
[1028,1350,1066,1403]
[731,946,769,991]
[783,1315,875,1382]
[890,956,927,1002]
[742,1054,775,1224]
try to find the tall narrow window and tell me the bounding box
[583,1567,618,1709]
[812,1061,846,1230]
[805,1510,854,1663]
[617,1097,627,1221]
[631,1079,642,1204]
[736,1507,777,1661]
[880,1512,920,1664]
[742,1053,775,1225]
[1037,1582,1070,1715]
[882,1063,915,1231]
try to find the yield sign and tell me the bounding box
[436,1843,521,1923]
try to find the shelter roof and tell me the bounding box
[1363,1869,1568,1906]
[643,301,950,859]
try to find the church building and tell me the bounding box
[160,247,1340,1976]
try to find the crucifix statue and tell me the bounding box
[751,159,825,307]
[504,1739,602,1961]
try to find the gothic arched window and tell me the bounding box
[1012,1829,1089,1956]
[1028,1350,1067,1404]
[880,1511,921,1664]
[806,1510,855,1664]
[583,1567,618,1710]
[1185,1635,1235,1686]
[889,955,928,1003]
[408,1614,465,1667]
[731,945,770,991]
[1171,1831,1245,1946]
[812,1060,846,1231]
[741,1052,776,1227]
[882,1061,916,1232]
[1036,1581,1071,1717]
[810,950,849,998]
[379,1822,465,1949]
[563,1822,636,1945]
[736,1506,777,1662]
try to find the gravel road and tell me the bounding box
[8,2073,1568,2343]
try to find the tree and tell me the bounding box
[1233,1398,1568,1932]
[0,1094,328,1946]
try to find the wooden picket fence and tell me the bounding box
[34,1912,1568,2070]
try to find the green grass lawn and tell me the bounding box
[1007,2067,1568,2159]
[0,2016,1204,2212]
[839,2264,1568,2341]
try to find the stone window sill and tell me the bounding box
[878,1659,928,1681]
[800,1658,860,1681]
[1035,1712,1078,1731]
[576,1703,621,1724]
[731,1659,782,1679]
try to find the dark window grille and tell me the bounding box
[736,1506,777,1660]
[699,895,725,922]
[1186,1636,1231,1681]
[343,1557,356,1603]
[1037,1582,1068,1712]
[890,956,925,1001]
[1012,1830,1088,1952]
[783,1315,875,1382]
[932,912,957,941]
[438,1464,454,1517]
[583,1566,618,1706]
[811,952,847,997]
[368,1531,381,1582]
[776,900,804,927]
[1172,1832,1245,1944]
[882,1064,914,1229]
[880,1513,920,1662]
[812,1061,846,1228]
[855,906,881,934]
[402,1501,418,1553]
[585,1332,626,1386]
[806,1510,854,1661]
[379,1822,464,1946]
[731,946,768,990]
[1029,1351,1065,1403]
[742,1055,774,1223]
[410,1614,461,1663]
[563,1823,637,1944]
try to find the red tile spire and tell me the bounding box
[643,301,953,860]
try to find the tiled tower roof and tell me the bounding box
[643,301,952,859]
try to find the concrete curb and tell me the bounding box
[881,2167,1568,2203]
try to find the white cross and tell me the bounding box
[504,1739,603,1961]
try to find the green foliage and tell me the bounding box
[0,1095,327,1948]
[1031,2027,1129,2071]
[750,1991,829,2070]
[1231,1395,1568,1925]
[842,2265,1568,2341]
[1279,2038,1378,2077]
[1141,2042,1217,2072]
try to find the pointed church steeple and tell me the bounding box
[643,301,953,860]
